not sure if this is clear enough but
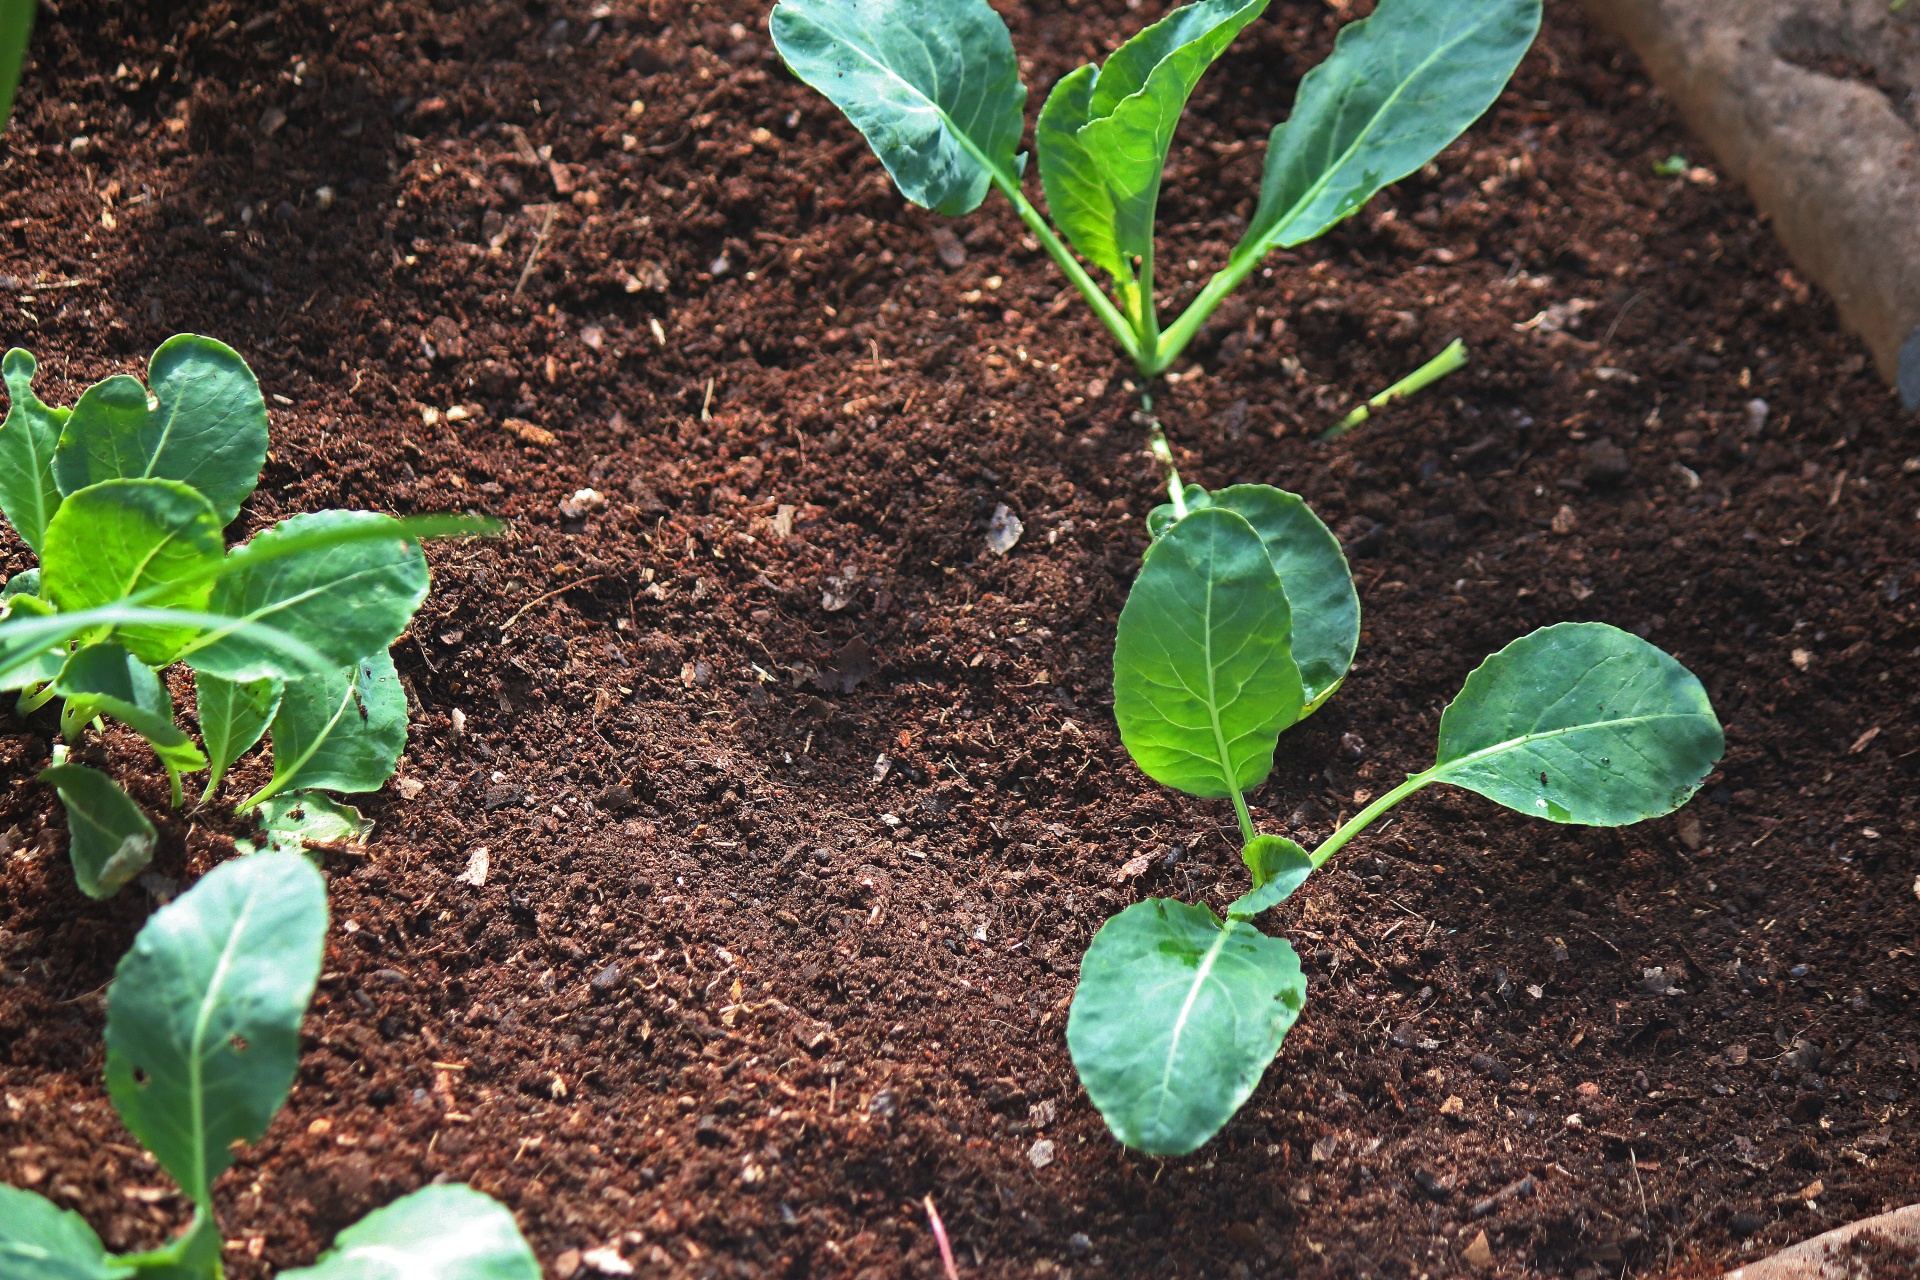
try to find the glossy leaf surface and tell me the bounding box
[51,334,269,526]
[770,0,1025,216]
[41,479,223,666]
[280,1184,541,1280]
[1237,0,1539,258]
[1227,833,1312,918]
[0,1185,129,1280]
[104,851,327,1206]
[180,511,429,683]
[1068,899,1304,1155]
[1113,506,1302,798]
[248,649,406,808]
[195,671,282,795]
[1432,622,1723,825]
[0,348,69,554]
[39,763,155,899]
[1040,0,1266,275]
[54,643,207,775]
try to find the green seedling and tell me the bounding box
[0,850,541,1278]
[772,0,1539,428]
[1066,498,1724,1154]
[0,337,493,895]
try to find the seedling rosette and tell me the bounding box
[1068,495,1724,1154]
[0,337,494,893]
[0,851,540,1276]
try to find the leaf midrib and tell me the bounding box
[1433,709,1708,780]
[1146,916,1232,1141]
[186,885,261,1205]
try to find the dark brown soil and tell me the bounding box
[3,0,1918,1277]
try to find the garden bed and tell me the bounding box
[2,0,1918,1276]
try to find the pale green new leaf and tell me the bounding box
[279,1184,541,1280]
[1067,899,1304,1155]
[0,348,69,554]
[40,479,223,666]
[104,850,327,1207]
[52,334,269,526]
[0,590,64,691]
[1113,506,1302,798]
[770,0,1026,216]
[54,643,208,776]
[1236,0,1540,260]
[0,1185,131,1280]
[1226,833,1312,918]
[38,763,155,899]
[1044,0,1266,272]
[195,671,282,795]
[1432,622,1724,824]
[246,649,406,809]
[243,792,370,859]
[1036,65,1126,282]
[179,511,430,683]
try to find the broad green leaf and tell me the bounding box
[40,479,223,666]
[0,1185,131,1280]
[5,566,42,598]
[241,792,370,859]
[280,1184,541,1280]
[178,511,429,683]
[195,671,281,795]
[52,335,269,526]
[1149,486,1356,710]
[0,348,69,553]
[1236,0,1540,259]
[770,0,1026,216]
[1226,833,1312,918]
[1044,0,1266,274]
[53,643,207,775]
[1036,65,1125,281]
[38,763,155,899]
[1067,899,1304,1155]
[245,649,406,809]
[1113,506,1303,798]
[104,850,327,1207]
[1431,622,1723,824]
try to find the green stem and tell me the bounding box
[1150,248,1265,376]
[1141,392,1188,517]
[989,173,1143,367]
[167,765,184,809]
[1226,782,1256,847]
[1308,770,1435,869]
[1322,339,1469,439]
[16,681,56,715]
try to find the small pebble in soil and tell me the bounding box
[1068,1233,1092,1257]
[1028,1138,1055,1169]
[985,503,1023,556]
[1728,1211,1767,1238]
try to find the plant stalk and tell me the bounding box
[16,680,55,715]
[1322,339,1469,439]
[1140,392,1188,518]
[989,173,1142,367]
[1308,770,1433,869]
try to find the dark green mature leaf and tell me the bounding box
[770,0,1026,216]
[0,1185,130,1280]
[104,850,327,1207]
[38,763,155,899]
[179,511,429,683]
[195,671,281,796]
[1237,0,1539,259]
[1113,506,1302,798]
[40,479,223,666]
[280,1184,542,1280]
[0,349,69,554]
[245,650,406,809]
[1041,0,1266,275]
[54,643,207,776]
[1068,899,1304,1155]
[1227,833,1312,918]
[52,335,269,526]
[1432,622,1723,824]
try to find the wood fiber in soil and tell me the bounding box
[1,0,1917,1276]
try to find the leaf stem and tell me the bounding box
[1149,246,1266,376]
[16,681,56,715]
[1226,781,1256,847]
[990,173,1143,367]
[1308,770,1434,869]
[1139,392,1188,517]
[1322,339,1468,439]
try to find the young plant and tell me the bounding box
[1065,500,1724,1154]
[0,338,489,896]
[771,0,1540,425]
[0,850,541,1277]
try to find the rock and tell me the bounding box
[560,487,606,520]
[1027,1138,1056,1169]
[590,963,624,993]
[1411,1168,1451,1202]
[1551,504,1579,536]
[985,503,1024,555]
[931,226,967,269]
[1067,1233,1092,1257]
[867,1088,899,1118]
[1470,1053,1512,1084]
[456,847,489,887]
[555,1249,583,1279]
[1463,1230,1494,1272]
[580,1246,634,1276]
[1440,1094,1466,1117]
[1581,437,1632,487]
[1580,0,1920,409]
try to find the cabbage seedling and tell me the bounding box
[1067,501,1723,1154]
[0,338,493,896]
[771,0,1538,398]
[0,850,541,1278]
